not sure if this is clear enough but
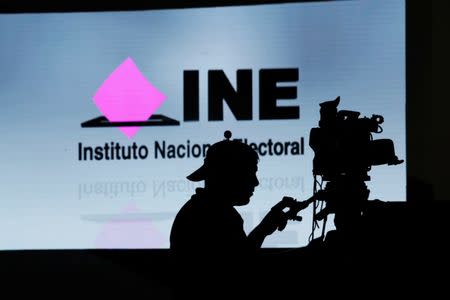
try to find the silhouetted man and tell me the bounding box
[170,131,311,298]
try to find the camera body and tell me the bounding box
[309,96,403,182]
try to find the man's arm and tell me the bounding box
[247,223,271,249]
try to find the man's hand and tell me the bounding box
[248,196,315,248]
[258,196,312,236]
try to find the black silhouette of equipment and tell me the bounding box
[308,96,403,242]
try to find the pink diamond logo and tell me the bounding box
[93,57,166,138]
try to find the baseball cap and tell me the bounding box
[187,130,259,182]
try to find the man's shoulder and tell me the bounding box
[179,191,207,211]
[172,188,245,231]
[170,191,216,249]
[173,191,210,224]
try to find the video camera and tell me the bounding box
[309,96,403,181]
[308,96,403,239]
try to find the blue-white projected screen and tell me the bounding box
[0,1,405,249]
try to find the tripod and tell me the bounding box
[312,174,371,247]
